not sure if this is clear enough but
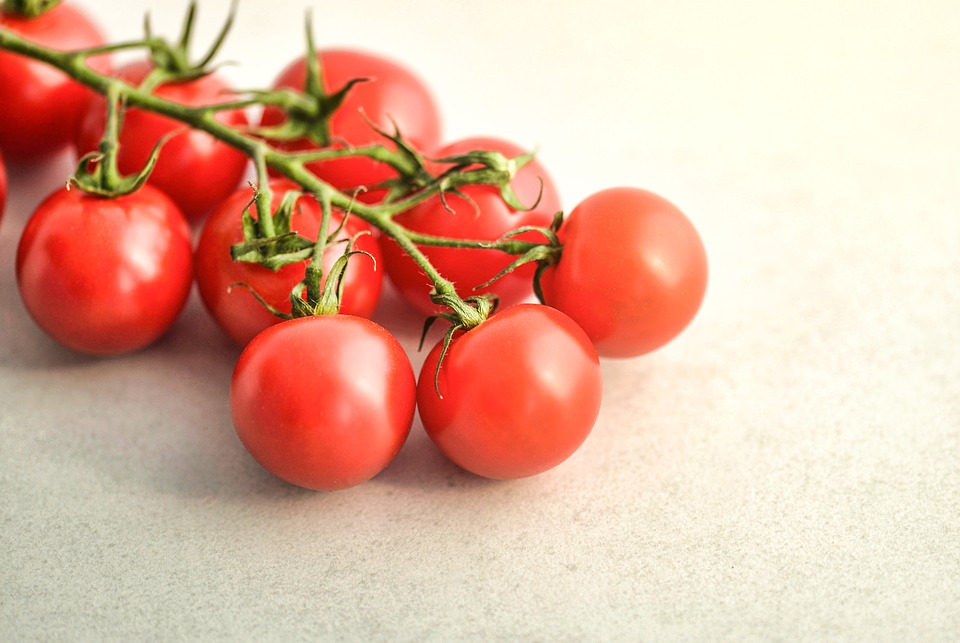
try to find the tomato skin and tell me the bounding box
[381,137,561,316]
[16,185,194,355]
[195,179,384,346]
[75,60,249,222]
[0,3,106,162]
[0,149,7,223]
[540,187,708,358]
[417,304,602,480]
[231,315,416,491]
[260,49,442,203]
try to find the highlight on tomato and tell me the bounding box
[74,59,250,222]
[540,187,708,358]
[381,136,561,316]
[417,304,603,480]
[0,1,107,162]
[230,315,417,491]
[16,184,194,355]
[195,179,384,347]
[259,48,442,203]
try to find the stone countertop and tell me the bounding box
[2,0,957,639]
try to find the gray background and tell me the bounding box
[2,0,958,639]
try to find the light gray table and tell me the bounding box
[2,1,957,639]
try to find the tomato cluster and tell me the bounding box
[0,2,708,491]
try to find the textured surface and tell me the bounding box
[2,0,958,639]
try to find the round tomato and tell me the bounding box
[195,179,384,346]
[260,48,442,203]
[231,315,416,491]
[540,187,708,358]
[16,184,193,355]
[0,2,106,162]
[0,148,7,223]
[381,137,561,316]
[417,304,602,480]
[74,59,249,222]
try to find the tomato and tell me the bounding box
[231,315,416,491]
[540,187,708,358]
[0,2,106,162]
[16,184,194,355]
[195,179,384,346]
[0,148,6,223]
[74,59,249,222]
[381,137,561,316]
[260,48,442,203]
[417,304,602,480]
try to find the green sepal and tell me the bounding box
[1,0,61,18]
[142,0,237,84]
[473,214,564,293]
[67,127,173,198]
[229,232,315,269]
[474,243,559,291]
[418,294,494,399]
[289,231,376,317]
[228,282,293,321]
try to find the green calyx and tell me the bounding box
[231,183,374,320]
[230,185,317,271]
[251,17,364,149]
[67,84,169,198]
[432,148,543,212]
[1,0,60,18]
[420,294,495,399]
[141,0,237,87]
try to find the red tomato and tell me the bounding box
[0,148,6,223]
[0,2,106,162]
[381,137,560,316]
[16,184,194,355]
[260,49,442,203]
[75,60,249,222]
[540,187,708,358]
[195,179,384,346]
[417,304,602,480]
[231,315,416,491]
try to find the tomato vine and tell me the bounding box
[0,1,708,487]
[0,12,553,331]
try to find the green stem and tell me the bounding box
[98,84,125,191]
[0,26,553,325]
[250,146,277,238]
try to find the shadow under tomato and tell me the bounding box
[369,422,510,492]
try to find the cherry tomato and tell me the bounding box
[540,187,708,358]
[260,49,442,203]
[231,315,416,491]
[75,60,249,222]
[16,184,194,355]
[417,304,602,480]
[0,2,106,162]
[195,179,384,346]
[381,137,561,316]
[0,149,7,223]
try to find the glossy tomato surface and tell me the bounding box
[0,2,106,161]
[75,60,249,222]
[231,315,416,491]
[381,137,561,316]
[16,185,194,355]
[540,187,708,358]
[417,304,602,480]
[260,49,442,202]
[195,179,384,346]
